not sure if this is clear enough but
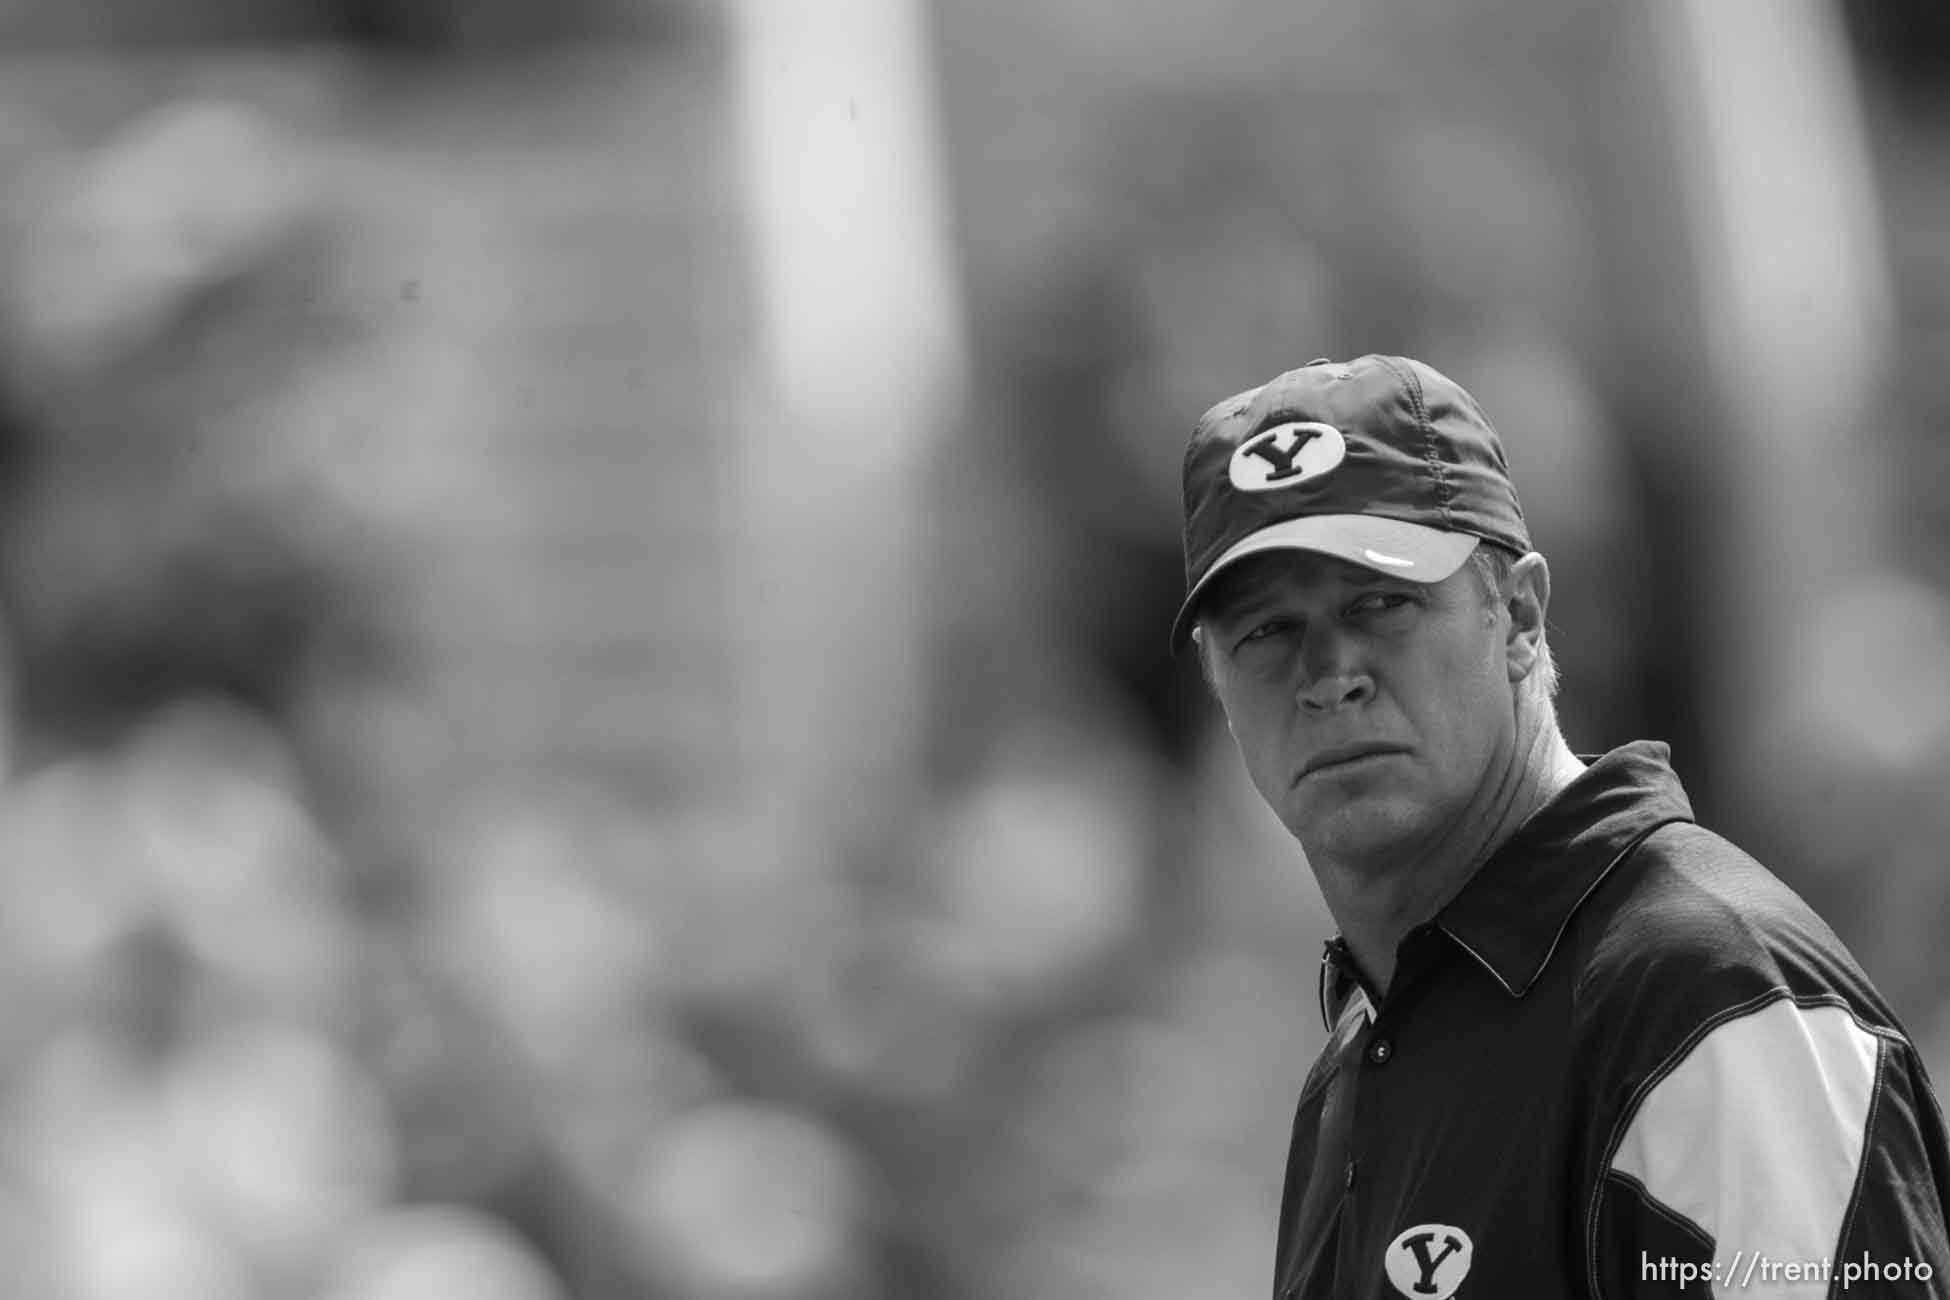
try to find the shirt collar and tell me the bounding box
[1320,741,1695,1024]
[1436,740,1694,997]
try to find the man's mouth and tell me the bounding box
[1298,745,1406,782]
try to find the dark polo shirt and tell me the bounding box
[1274,742,1950,1299]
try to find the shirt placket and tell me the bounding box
[1336,1012,1379,1291]
[1327,960,1383,1294]
[1332,931,1440,1296]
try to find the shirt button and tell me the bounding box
[1367,1037,1394,1065]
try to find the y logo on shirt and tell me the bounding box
[1384,1224,1473,1299]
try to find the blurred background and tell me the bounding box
[0,0,1946,1296]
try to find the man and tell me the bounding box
[1172,355,1950,1298]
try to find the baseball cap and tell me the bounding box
[1171,354,1531,653]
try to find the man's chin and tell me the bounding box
[1290,798,1426,866]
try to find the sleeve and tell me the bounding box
[1587,992,1950,1298]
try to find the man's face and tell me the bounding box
[1198,548,1517,869]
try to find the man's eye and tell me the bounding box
[1349,592,1411,616]
[1237,620,1289,648]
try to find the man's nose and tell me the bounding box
[1296,630,1373,712]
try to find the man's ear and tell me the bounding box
[1190,624,1215,692]
[1505,552,1551,683]
[1190,625,1231,723]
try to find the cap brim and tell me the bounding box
[1170,516,1482,653]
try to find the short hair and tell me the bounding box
[1192,541,1562,702]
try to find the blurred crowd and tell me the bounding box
[0,2,1947,1299]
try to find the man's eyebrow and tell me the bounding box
[1206,553,1437,623]
[1203,593,1265,629]
[1203,579,1288,629]
[1348,570,1419,590]
[1209,564,1396,619]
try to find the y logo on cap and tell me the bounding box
[1384,1224,1472,1299]
[1229,422,1346,492]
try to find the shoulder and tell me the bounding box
[1569,823,1950,1288]
[1565,828,1950,1289]
[1564,819,1913,1178]
[1572,820,1893,1035]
